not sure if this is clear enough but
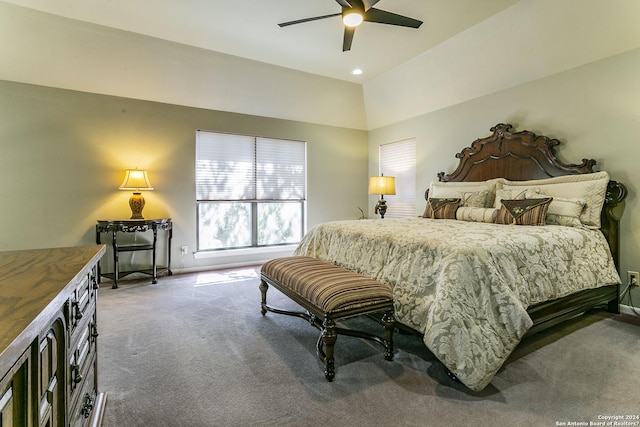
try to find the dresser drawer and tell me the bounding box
[68,362,97,427]
[68,314,97,409]
[67,267,97,336]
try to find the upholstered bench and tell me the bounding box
[259,256,395,381]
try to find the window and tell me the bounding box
[196,131,306,251]
[379,138,416,218]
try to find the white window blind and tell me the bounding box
[256,137,306,200]
[196,132,306,202]
[379,138,416,218]
[196,132,255,200]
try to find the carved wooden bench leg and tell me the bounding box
[382,309,395,361]
[321,319,337,381]
[259,279,268,315]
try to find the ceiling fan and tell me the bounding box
[278,0,423,52]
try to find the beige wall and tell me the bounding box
[0,2,367,130]
[369,48,640,304]
[0,81,368,271]
[363,0,640,130]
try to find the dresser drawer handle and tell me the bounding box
[91,323,99,339]
[72,364,83,384]
[81,393,94,418]
[72,301,83,320]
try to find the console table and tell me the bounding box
[95,218,172,288]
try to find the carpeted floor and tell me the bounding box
[97,268,640,427]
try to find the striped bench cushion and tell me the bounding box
[261,256,393,314]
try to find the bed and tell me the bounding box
[293,123,627,391]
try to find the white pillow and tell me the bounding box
[500,172,609,228]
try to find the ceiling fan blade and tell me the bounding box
[343,26,355,51]
[334,0,353,7]
[362,0,381,10]
[363,8,423,28]
[278,12,341,27]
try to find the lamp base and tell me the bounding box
[374,199,387,219]
[129,192,146,219]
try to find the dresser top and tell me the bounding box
[0,245,106,371]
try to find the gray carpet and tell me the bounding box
[97,268,640,427]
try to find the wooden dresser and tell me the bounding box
[0,245,107,427]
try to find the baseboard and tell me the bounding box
[99,262,264,284]
[175,261,263,275]
[619,304,640,316]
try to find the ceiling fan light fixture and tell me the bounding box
[278,1,423,52]
[343,12,363,27]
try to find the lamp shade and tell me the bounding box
[119,169,154,191]
[368,176,396,195]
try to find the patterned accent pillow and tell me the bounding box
[495,188,585,227]
[460,190,492,208]
[538,193,586,227]
[428,179,501,208]
[495,198,553,226]
[493,188,531,208]
[499,171,609,228]
[423,198,461,219]
[455,207,498,223]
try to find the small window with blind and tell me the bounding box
[196,131,306,251]
[379,138,416,218]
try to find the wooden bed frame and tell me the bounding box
[433,123,627,335]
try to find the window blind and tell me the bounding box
[196,132,255,200]
[256,137,306,200]
[196,132,306,201]
[379,138,416,218]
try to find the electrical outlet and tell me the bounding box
[181,245,188,255]
[628,271,639,287]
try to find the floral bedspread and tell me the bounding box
[293,218,620,391]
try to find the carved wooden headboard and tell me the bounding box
[434,123,627,268]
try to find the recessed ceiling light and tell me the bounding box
[352,68,363,75]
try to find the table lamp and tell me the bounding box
[368,175,396,219]
[119,169,154,219]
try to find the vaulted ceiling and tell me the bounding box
[0,0,520,82]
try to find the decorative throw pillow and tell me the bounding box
[428,179,501,208]
[456,207,498,223]
[495,198,553,226]
[460,190,492,208]
[499,171,609,228]
[493,188,532,208]
[538,193,586,227]
[423,198,461,219]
